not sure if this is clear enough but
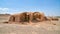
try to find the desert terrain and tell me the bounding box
[0,14,60,34]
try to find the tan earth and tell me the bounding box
[0,13,60,34]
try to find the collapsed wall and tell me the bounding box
[8,12,59,24]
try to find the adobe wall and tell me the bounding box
[8,12,59,24]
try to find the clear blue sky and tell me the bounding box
[0,0,60,16]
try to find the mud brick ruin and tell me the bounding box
[8,12,59,24]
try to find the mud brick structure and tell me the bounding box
[8,12,59,24]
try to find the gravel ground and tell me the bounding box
[0,23,60,34]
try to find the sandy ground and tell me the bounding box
[0,15,60,34]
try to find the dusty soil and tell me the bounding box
[0,15,60,34]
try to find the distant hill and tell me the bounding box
[55,16,60,18]
[0,14,10,16]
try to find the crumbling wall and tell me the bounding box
[33,12,45,22]
[8,12,59,24]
